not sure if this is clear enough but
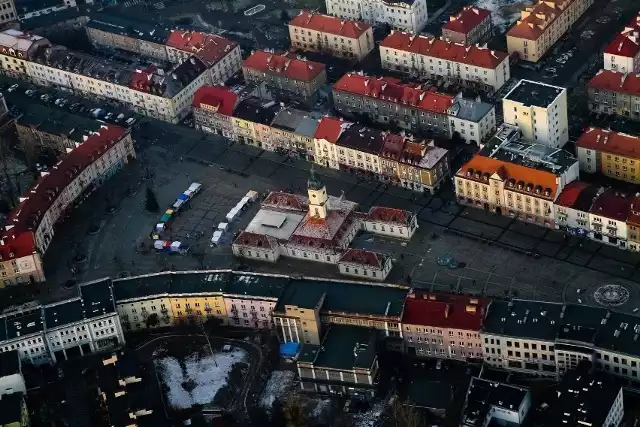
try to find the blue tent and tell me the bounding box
[279,342,299,357]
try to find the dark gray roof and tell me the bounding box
[87,13,170,45]
[0,392,24,425]
[0,317,6,342]
[15,102,104,144]
[484,299,640,358]
[461,377,529,426]
[448,97,494,122]
[275,278,407,318]
[4,308,44,339]
[44,298,85,329]
[538,361,621,427]
[169,271,230,294]
[79,278,116,318]
[504,79,564,108]
[0,350,20,377]
[297,324,377,370]
[20,5,92,31]
[225,273,289,299]
[113,273,172,301]
[232,97,280,125]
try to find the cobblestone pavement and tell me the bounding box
[38,118,640,314]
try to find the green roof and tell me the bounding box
[224,273,289,299]
[297,324,377,370]
[276,279,407,317]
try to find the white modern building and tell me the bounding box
[502,80,568,148]
[326,0,428,33]
[380,31,510,92]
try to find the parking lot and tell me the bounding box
[0,75,141,130]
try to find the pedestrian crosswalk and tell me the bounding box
[123,0,142,7]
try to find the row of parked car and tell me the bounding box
[5,82,138,127]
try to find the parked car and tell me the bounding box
[7,84,18,92]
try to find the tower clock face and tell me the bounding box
[18,259,33,272]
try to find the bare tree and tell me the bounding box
[387,400,424,427]
[284,396,308,427]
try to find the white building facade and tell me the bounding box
[502,80,568,149]
[380,32,510,92]
[326,0,428,33]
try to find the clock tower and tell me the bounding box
[307,166,328,219]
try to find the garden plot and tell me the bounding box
[155,347,247,409]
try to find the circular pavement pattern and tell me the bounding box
[593,284,630,307]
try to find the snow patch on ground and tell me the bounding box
[156,348,247,409]
[354,402,386,427]
[310,399,332,419]
[260,370,296,409]
[473,0,534,31]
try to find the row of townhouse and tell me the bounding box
[506,0,594,63]
[242,50,327,106]
[455,123,640,251]
[0,29,210,123]
[0,124,135,286]
[454,123,579,228]
[6,269,640,395]
[288,10,375,62]
[602,11,640,74]
[587,69,640,121]
[314,116,450,192]
[325,0,428,33]
[379,31,510,93]
[0,278,124,365]
[332,72,497,144]
[441,6,493,46]
[86,13,242,84]
[193,85,452,193]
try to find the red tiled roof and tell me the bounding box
[589,189,633,222]
[603,14,640,58]
[576,128,640,159]
[443,6,491,35]
[380,32,508,69]
[587,69,640,96]
[243,51,325,82]
[233,231,277,249]
[333,74,454,114]
[289,10,371,39]
[166,30,237,67]
[293,210,356,241]
[192,85,238,115]
[380,133,405,160]
[314,116,347,143]
[456,155,559,200]
[554,181,591,208]
[1,125,129,260]
[262,191,308,213]
[338,248,388,268]
[0,232,36,260]
[129,64,157,92]
[402,291,491,330]
[367,206,414,226]
[506,0,570,41]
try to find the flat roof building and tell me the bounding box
[503,80,568,148]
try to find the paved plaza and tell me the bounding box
[34,118,640,314]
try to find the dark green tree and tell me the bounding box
[145,313,159,329]
[145,186,159,212]
[271,398,287,427]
